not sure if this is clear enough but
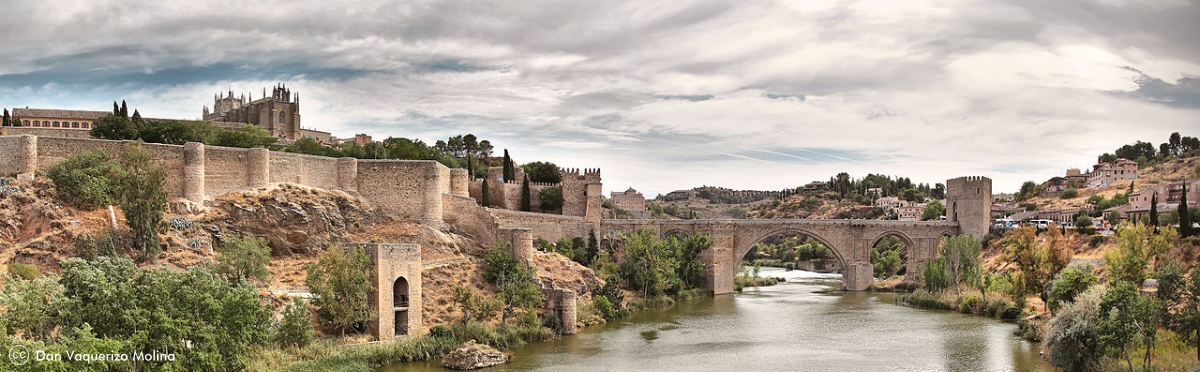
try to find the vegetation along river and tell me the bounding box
[381,267,1052,372]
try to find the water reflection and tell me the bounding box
[380,267,1051,372]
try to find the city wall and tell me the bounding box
[490,209,593,243]
[0,135,449,224]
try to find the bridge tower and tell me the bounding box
[945,176,992,238]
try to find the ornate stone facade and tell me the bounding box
[203,84,332,143]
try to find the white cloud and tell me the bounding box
[1,0,1198,197]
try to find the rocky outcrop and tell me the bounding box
[443,340,508,370]
[199,184,383,255]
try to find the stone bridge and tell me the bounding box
[600,219,960,293]
[599,176,993,294]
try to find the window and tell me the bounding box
[23,120,30,126]
[82,122,89,129]
[278,111,286,125]
[53,121,60,127]
[72,122,80,128]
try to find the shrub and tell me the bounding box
[958,293,983,314]
[429,324,451,338]
[593,295,616,320]
[1047,286,1106,372]
[538,187,564,211]
[1060,188,1079,199]
[72,229,123,261]
[274,297,313,348]
[45,150,117,209]
[7,262,40,280]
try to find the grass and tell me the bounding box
[244,322,553,372]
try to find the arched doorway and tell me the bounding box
[393,277,409,336]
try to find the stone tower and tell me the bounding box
[945,176,992,238]
[364,243,422,341]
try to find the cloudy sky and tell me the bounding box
[2,0,1198,197]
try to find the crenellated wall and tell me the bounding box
[0,135,452,224]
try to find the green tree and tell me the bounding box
[274,297,313,348]
[587,229,600,266]
[618,229,680,297]
[503,149,514,182]
[496,262,543,328]
[939,234,983,297]
[539,187,564,211]
[520,175,532,211]
[212,234,272,285]
[139,120,196,145]
[90,115,139,140]
[481,179,491,207]
[452,285,500,324]
[56,256,272,371]
[1045,264,1097,314]
[1150,194,1159,228]
[1097,281,1139,371]
[306,245,376,338]
[115,141,168,262]
[1182,181,1193,238]
[522,161,562,183]
[1061,188,1079,199]
[2,108,9,126]
[119,100,128,118]
[921,200,945,221]
[1075,215,1093,234]
[675,233,710,289]
[213,124,278,148]
[45,150,118,209]
[1104,223,1172,284]
[0,272,67,342]
[1004,226,1048,295]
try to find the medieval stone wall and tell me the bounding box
[0,135,454,224]
[489,209,591,243]
[3,127,93,139]
[441,193,500,245]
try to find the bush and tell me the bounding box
[274,297,313,348]
[958,293,983,314]
[45,150,118,209]
[538,187,564,211]
[429,324,451,338]
[72,229,123,261]
[7,262,40,280]
[1060,188,1079,199]
[593,295,616,320]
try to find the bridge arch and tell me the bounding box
[735,227,850,274]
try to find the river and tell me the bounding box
[381,267,1052,372]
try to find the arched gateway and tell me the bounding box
[601,176,991,294]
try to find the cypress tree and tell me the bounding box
[1181,182,1193,238]
[120,100,128,118]
[481,179,490,207]
[503,149,513,182]
[1150,194,1159,231]
[113,101,120,116]
[2,109,9,127]
[10,116,19,127]
[520,174,531,212]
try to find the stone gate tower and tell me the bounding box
[945,176,992,238]
[363,243,422,342]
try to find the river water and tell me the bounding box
[381,268,1052,372]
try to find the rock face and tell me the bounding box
[443,340,508,370]
[200,184,382,255]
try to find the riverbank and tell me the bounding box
[380,268,1053,371]
[249,286,714,370]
